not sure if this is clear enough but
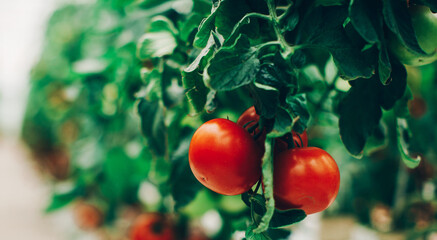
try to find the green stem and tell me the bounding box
[266,0,294,58]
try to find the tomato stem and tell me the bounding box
[266,0,295,59]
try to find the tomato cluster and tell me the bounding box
[189,106,340,215]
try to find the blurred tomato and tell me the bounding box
[74,202,103,230]
[130,213,174,240]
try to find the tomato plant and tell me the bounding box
[21,0,437,239]
[189,118,262,195]
[273,147,340,215]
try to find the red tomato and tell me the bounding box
[273,147,340,215]
[236,106,261,135]
[237,106,308,151]
[189,118,262,195]
[130,213,174,240]
[73,202,103,230]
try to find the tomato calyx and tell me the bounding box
[244,120,265,141]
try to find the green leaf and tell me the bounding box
[286,94,310,133]
[279,7,299,32]
[349,0,394,84]
[378,46,392,85]
[206,34,260,91]
[382,0,427,55]
[253,137,275,234]
[214,0,253,38]
[100,148,135,202]
[194,3,220,48]
[251,83,280,119]
[397,118,421,168]
[138,99,167,156]
[242,193,306,229]
[45,184,84,212]
[205,90,218,113]
[179,14,205,42]
[141,68,162,101]
[183,71,208,114]
[267,228,292,240]
[148,16,179,34]
[270,107,293,137]
[245,225,272,240]
[379,57,407,110]
[298,6,376,80]
[241,193,267,215]
[186,34,217,73]
[184,34,216,114]
[137,17,178,60]
[256,53,297,90]
[170,133,203,209]
[363,122,388,156]
[349,0,383,44]
[137,32,177,59]
[269,209,306,229]
[338,78,382,157]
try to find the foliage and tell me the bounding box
[21,0,437,238]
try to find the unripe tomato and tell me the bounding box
[73,202,103,230]
[273,147,340,215]
[130,213,174,240]
[236,106,308,150]
[189,118,262,195]
[389,5,437,66]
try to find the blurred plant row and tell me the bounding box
[21,0,437,239]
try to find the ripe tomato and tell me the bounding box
[189,118,262,195]
[237,106,308,150]
[130,213,174,240]
[236,106,261,135]
[73,202,103,230]
[273,147,340,215]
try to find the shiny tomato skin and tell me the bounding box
[130,213,174,240]
[274,147,340,215]
[189,118,262,195]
